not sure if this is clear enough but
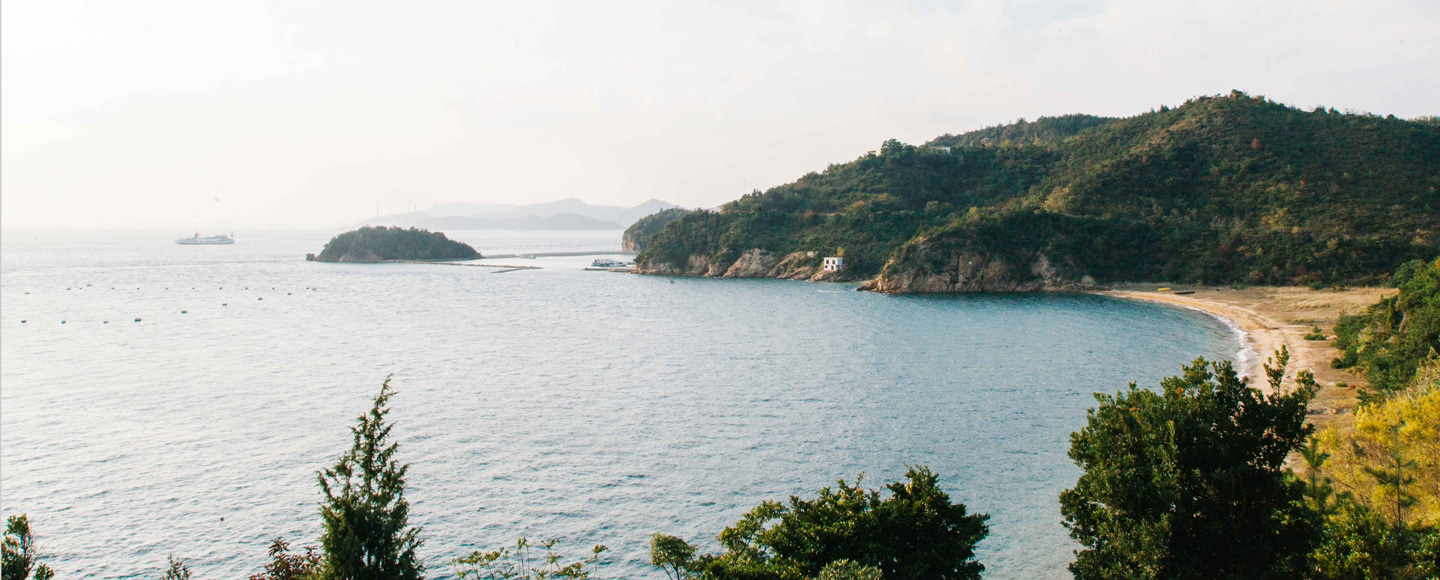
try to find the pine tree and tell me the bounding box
[3,515,54,580]
[1362,426,1419,531]
[1060,350,1321,579]
[317,377,424,580]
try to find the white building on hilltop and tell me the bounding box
[823,256,843,272]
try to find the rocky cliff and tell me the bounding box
[857,237,1096,293]
[635,249,845,282]
[634,238,1099,292]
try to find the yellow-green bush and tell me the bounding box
[1317,359,1440,527]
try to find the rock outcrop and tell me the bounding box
[637,248,851,282]
[766,252,821,280]
[858,237,1096,293]
[723,249,779,278]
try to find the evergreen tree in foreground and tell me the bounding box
[2,516,54,580]
[318,377,424,580]
[1060,349,1321,579]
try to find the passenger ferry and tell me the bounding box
[176,232,235,245]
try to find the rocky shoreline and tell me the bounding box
[635,241,1098,293]
[635,249,847,282]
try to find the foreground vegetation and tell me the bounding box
[638,92,1440,287]
[7,283,1440,578]
[307,226,479,263]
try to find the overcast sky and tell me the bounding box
[3,0,1437,228]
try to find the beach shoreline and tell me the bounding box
[1093,285,1395,429]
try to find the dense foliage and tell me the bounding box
[1060,351,1321,579]
[929,114,1116,149]
[310,226,479,263]
[1306,358,1440,578]
[1332,258,1440,398]
[2,516,54,580]
[622,208,693,252]
[649,466,989,580]
[317,377,424,580]
[639,92,1440,286]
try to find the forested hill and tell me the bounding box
[928,114,1117,149]
[636,92,1440,292]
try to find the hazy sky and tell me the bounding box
[3,0,1437,228]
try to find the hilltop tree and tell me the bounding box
[2,516,54,580]
[1060,350,1321,579]
[317,377,424,580]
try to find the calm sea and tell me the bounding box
[1,229,1241,579]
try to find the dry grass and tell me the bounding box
[1098,284,1395,431]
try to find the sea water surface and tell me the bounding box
[1,229,1241,579]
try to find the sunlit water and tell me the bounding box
[1,229,1241,579]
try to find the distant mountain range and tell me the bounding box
[359,198,681,231]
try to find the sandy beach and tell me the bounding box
[1096,285,1395,430]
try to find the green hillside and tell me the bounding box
[622,207,692,252]
[929,114,1116,149]
[637,92,1440,290]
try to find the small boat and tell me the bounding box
[585,257,634,271]
[177,232,235,245]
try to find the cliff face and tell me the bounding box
[635,249,844,282]
[857,237,1096,293]
[633,239,1100,293]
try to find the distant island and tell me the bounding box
[361,198,682,231]
[635,92,1440,292]
[307,226,480,263]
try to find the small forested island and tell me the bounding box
[306,226,480,263]
[636,92,1440,292]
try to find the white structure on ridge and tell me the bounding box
[823,256,843,272]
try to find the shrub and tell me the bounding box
[1060,350,1321,579]
[652,466,989,580]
